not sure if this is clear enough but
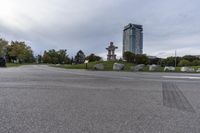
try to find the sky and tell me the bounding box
[0,0,200,59]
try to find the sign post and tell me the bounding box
[84,60,89,69]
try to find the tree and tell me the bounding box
[149,57,161,65]
[123,51,135,63]
[7,41,34,63]
[36,54,43,64]
[159,57,182,67]
[48,49,59,64]
[182,55,199,62]
[57,49,70,64]
[159,59,165,67]
[85,53,102,62]
[70,57,74,64]
[75,50,85,64]
[165,57,176,66]
[43,51,50,63]
[42,49,69,64]
[192,60,200,66]
[178,59,191,66]
[0,38,8,57]
[135,54,149,64]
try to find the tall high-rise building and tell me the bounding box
[123,23,143,55]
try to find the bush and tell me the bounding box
[178,59,191,66]
[85,54,102,62]
[135,54,149,65]
[192,60,200,66]
[123,51,135,63]
[149,58,161,65]
[182,55,199,62]
[159,57,181,67]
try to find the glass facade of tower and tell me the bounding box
[123,24,143,55]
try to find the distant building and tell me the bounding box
[123,23,143,55]
[106,42,118,61]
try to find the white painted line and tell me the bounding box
[163,76,200,79]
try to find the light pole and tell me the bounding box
[175,50,177,68]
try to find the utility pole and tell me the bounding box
[175,50,177,68]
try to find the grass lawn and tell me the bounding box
[6,63,23,67]
[6,63,39,67]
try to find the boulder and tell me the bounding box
[149,64,160,71]
[93,63,104,70]
[196,68,200,73]
[113,63,125,71]
[131,64,145,71]
[164,66,175,72]
[181,67,195,72]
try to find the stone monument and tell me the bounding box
[106,42,118,61]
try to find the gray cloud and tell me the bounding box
[0,0,200,58]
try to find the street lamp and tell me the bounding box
[175,50,177,68]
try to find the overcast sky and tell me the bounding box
[0,0,200,58]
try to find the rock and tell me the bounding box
[196,68,200,73]
[164,66,175,72]
[113,63,125,71]
[131,64,145,71]
[181,67,195,72]
[93,64,104,70]
[149,64,160,71]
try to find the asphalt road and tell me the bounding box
[1,65,200,133]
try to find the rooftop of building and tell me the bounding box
[124,23,143,31]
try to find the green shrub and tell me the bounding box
[178,59,191,66]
